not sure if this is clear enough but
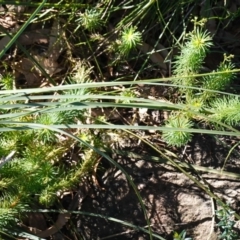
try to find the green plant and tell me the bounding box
[201,55,235,100]
[0,59,100,236]
[209,96,240,126]
[216,205,239,240]
[78,8,103,31]
[162,114,193,147]
[0,74,14,90]
[162,18,236,147]
[173,229,192,240]
[173,21,213,91]
[118,26,142,57]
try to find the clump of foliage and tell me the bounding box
[162,18,237,147]
[78,8,103,31]
[216,205,239,240]
[0,61,102,235]
[118,26,142,57]
[162,114,193,147]
[0,73,14,90]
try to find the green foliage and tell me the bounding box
[162,114,193,147]
[0,194,27,229]
[119,88,136,103]
[162,18,237,147]
[36,112,60,143]
[202,56,236,100]
[173,229,192,240]
[78,8,103,31]
[210,96,240,126]
[216,206,239,240]
[0,127,102,223]
[58,61,93,124]
[0,57,106,231]
[0,74,14,90]
[173,26,212,88]
[118,26,142,57]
